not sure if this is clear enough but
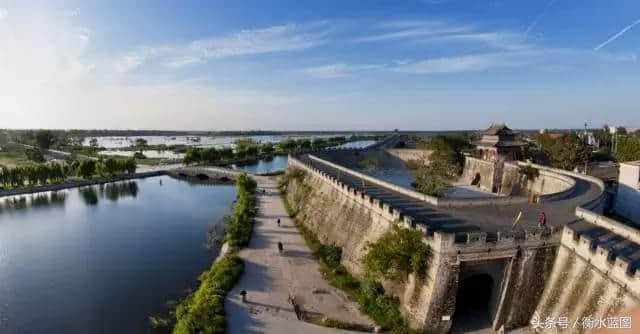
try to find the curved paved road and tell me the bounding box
[298,154,602,234]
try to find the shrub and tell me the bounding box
[173,255,244,334]
[25,148,45,163]
[224,174,258,249]
[364,224,432,283]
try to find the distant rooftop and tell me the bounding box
[475,123,526,148]
[483,123,515,136]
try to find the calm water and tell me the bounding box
[100,149,185,160]
[84,135,339,149]
[333,140,377,149]
[231,155,288,174]
[0,176,237,334]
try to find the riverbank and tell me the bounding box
[0,171,164,198]
[170,174,258,333]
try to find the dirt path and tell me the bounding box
[225,176,372,333]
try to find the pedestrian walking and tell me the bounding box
[277,241,283,254]
[538,212,547,227]
[277,218,281,227]
[240,289,247,303]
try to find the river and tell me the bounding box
[0,175,237,333]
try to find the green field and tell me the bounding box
[0,144,31,168]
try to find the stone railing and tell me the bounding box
[508,163,578,202]
[307,154,440,204]
[515,161,606,211]
[289,154,556,253]
[563,226,640,297]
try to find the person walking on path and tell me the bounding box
[277,241,284,254]
[240,289,247,303]
[277,218,281,227]
[538,212,547,227]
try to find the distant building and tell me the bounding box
[615,161,640,225]
[474,123,526,162]
[579,131,600,149]
[539,128,547,134]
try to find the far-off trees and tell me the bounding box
[412,135,465,196]
[25,148,45,163]
[615,135,640,162]
[77,160,96,179]
[134,138,148,153]
[35,130,55,150]
[537,133,591,171]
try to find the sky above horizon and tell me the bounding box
[1,0,639,131]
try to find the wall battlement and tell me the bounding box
[563,220,640,299]
[289,154,556,253]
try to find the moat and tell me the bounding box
[0,175,236,334]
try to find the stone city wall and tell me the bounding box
[532,226,639,333]
[386,148,433,164]
[462,157,496,192]
[309,154,530,207]
[287,155,558,332]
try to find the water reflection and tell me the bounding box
[79,181,139,205]
[0,175,237,334]
[0,191,68,212]
[231,155,288,174]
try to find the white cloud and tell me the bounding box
[394,48,637,75]
[115,22,330,71]
[302,63,384,78]
[353,19,529,51]
[395,52,533,74]
[353,21,471,43]
[0,7,7,20]
[165,57,203,68]
[431,32,529,51]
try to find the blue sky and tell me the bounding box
[1,0,639,130]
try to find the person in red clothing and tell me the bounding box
[537,212,547,227]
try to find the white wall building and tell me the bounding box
[615,161,640,225]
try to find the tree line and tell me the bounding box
[182,136,353,165]
[0,158,137,189]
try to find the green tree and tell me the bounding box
[183,148,202,165]
[299,139,312,150]
[363,224,432,282]
[311,138,327,149]
[615,135,640,161]
[260,142,274,154]
[537,133,591,170]
[77,160,96,179]
[218,147,234,160]
[25,148,45,163]
[35,130,55,149]
[89,138,99,151]
[135,138,148,153]
[278,139,297,152]
[412,159,457,196]
[201,147,219,164]
[124,158,137,174]
[104,158,119,176]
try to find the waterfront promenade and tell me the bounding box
[225,176,372,333]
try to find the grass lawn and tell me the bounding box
[0,144,31,168]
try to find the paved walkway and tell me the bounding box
[226,176,372,333]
